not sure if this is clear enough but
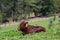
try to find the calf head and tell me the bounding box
[17,21,28,31]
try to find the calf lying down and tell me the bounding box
[17,21,46,34]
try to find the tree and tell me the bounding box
[0,0,59,22]
[22,0,56,17]
[0,0,14,21]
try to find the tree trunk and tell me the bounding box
[33,9,38,17]
[34,12,38,17]
[42,12,46,16]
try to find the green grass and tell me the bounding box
[0,17,60,40]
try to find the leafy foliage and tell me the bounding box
[0,0,59,22]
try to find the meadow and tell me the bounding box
[0,16,60,40]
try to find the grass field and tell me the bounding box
[0,17,60,40]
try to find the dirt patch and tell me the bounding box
[0,17,49,27]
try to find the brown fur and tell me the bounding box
[17,20,45,34]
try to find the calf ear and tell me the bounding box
[26,23,28,27]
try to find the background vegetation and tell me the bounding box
[0,0,60,22]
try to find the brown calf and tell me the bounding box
[17,20,45,34]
